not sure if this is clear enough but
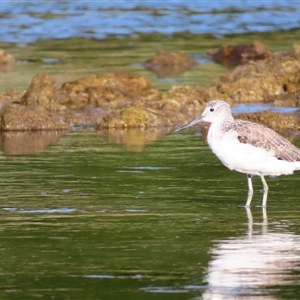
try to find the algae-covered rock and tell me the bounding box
[57,74,103,109]
[21,73,65,111]
[143,49,197,77]
[2,43,300,132]
[0,102,69,131]
[57,72,157,110]
[0,90,24,106]
[0,48,15,72]
[208,51,300,103]
[164,85,223,110]
[95,84,218,129]
[96,106,163,129]
[235,111,300,132]
[0,73,69,131]
[208,41,271,67]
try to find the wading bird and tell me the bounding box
[175,100,300,207]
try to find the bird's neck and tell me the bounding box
[212,114,234,129]
[208,116,234,140]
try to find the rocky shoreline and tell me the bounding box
[0,43,299,135]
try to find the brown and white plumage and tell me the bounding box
[231,120,300,163]
[175,100,300,207]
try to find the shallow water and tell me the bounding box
[0,2,300,298]
[0,130,300,299]
[1,1,300,44]
[1,3,300,94]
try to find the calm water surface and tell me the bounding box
[1,1,300,298]
[0,130,299,299]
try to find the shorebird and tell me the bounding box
[175,100,300,207]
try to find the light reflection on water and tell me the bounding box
[3,207,77,214]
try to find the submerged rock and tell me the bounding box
[0,48,15,72]
[143,49,197,77]
[208,41,271,67]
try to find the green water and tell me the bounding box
[2,30,300,93]
[0,31,300,299]
[0,130,299,299]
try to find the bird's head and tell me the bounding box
[175,100,231,132]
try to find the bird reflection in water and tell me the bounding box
[200,208,300,300]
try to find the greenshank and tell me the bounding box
[175,100,300,207]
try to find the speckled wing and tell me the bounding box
[228,119,300,162]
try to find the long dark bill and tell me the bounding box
[174,115,203,132]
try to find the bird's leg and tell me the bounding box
[262,207,268,234]
[245,174,253,207]
[260,175,269,207]
[245,207,253,237]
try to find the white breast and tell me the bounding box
[207,125,300,176]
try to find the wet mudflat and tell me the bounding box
[0,130,299,299]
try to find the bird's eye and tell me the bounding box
[210,108,215,112]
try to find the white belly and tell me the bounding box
[207,130,300,176]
